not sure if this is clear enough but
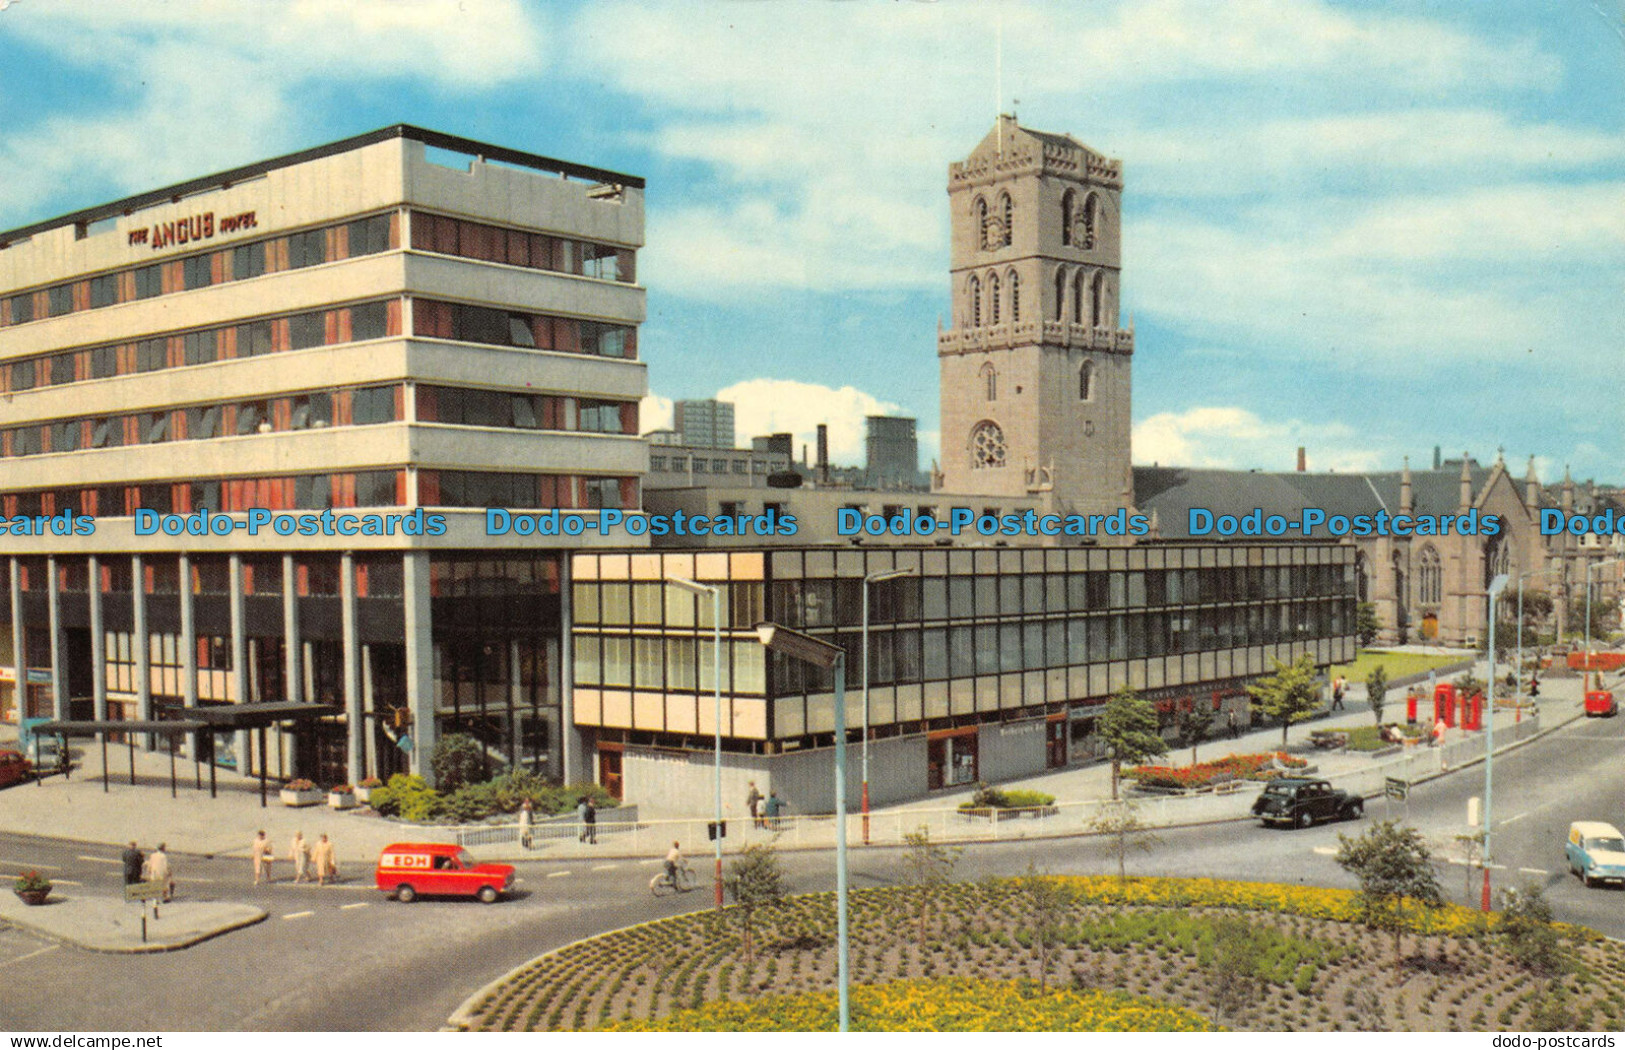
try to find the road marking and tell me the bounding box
[0,860,60,870]
[174,876,215,884]
[0,944,61,969]
[339,902,370,910]
[1,873,82,886]
[1499,812,1530,825]
[591,864,618,872]
[546,871,571,878]
[282,910,314,920]
[1311,847,1337,856]
[76,855,120,865]
[1519,867,1549,876]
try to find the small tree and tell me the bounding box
[898,827,961,943]
[1357,602,1383,648]
[725,842,789,963]
[1100,684,1166,800]
[1090,799,1161,888]
[1176,702,1214,764]
[1366,664,1388,725]
[1334,820,1445,972]
[1206,916,1264,1025]
[430,733,488,792]
[1014,864,1076,994]
[1498,883,1572,978]
[1247,655,1323,748]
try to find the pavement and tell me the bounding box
[0,646,1612,954]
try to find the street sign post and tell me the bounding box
[125,879,165,942]
[1384,777,1408,801]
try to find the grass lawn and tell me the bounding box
[1328,650,1466,684]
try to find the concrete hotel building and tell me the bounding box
[0,126,647,786]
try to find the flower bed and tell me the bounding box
[1124,752,1307,791]
[607,978,1217,1032]
[958,784,1058,819]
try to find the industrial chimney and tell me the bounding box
[816,424,830,485]
[1296,447,1306,473]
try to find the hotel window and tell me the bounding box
[133,265,162,300]
[289,392,334,430]
[51,353,74,386]
[580,321,628,358]
[138,484,173,514]
[236,402,270,435]
[48,285,72,317]
[8,294,33,324]
[51,421,80,453]
[294,474,331,509]
[237,320,273,357]
[288,311,325,351]
[348,214,391,257]
[350,301,387,341]
[191,480,221,511]
[649,456,666,472]
[732,460,747,475]
[350,386,396,426]
[89,274,117,308]
[182,255,211,291]
[580,242,622,281]
[91,345,118,379]
[692,460,707,474]
[355,470,397,506]
[286,229,326,269]
[10,359,35,391]
[143,412,169,444]
[584,478,622,509]
[183,330,218,366]
[186,406,221,440]
[508,314,537,348]
[91,417,122,449]
[135,339,167,373]
[711,459,727,472]
[233,242,266,281]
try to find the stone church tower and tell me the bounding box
[936,115,1134,514]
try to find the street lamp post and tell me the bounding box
[861,568,915,845]
[668,576,725,911]
[1584,559,1620,690]
[754,622,850,1033]
[1514,566,1562,703]
[1482,573,1509,911]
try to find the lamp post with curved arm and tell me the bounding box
[862,567,915,844]
[667,576,724,911]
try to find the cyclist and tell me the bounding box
[664,840,683,884]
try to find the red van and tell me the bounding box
[375,843,515,903]
[0,749,33,789]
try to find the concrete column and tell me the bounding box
[508,638,523,768]
[132,556,152,747]
[341,552,362,786]
[9,558,25,720]
[46,556,66,720]
[229,554,250,778]
[361,643,377,778]
[403,551,436,781]
[179,553,198,759]
[282,553,301,704]
[88,556,106,722]
[560,554,589,784]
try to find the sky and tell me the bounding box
[1,0,1621,483]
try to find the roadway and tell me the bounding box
[0,711,1618,1031]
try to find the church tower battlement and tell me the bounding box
[937,115,1134,514]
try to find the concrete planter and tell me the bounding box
[328,791,356,810]
[280,788,322,807]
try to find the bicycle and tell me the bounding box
[649,863,699,896]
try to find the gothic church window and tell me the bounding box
[1008,271,1020,322]
[989,273,1002,324]
[1078,360,1094,402]
[1418,545,1441,605]
[1053,268,1066,322]
[1072,272,1085,324]
[976,197,990,250]
[980,362,997,401]
[999,193,1013,247]
[1061,190,1076,247]
[1081,193,1100,250]
[968,275,982,327]
[1090,272,1104,328]
[970,420,1006,469]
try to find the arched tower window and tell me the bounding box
[1090,271,1104,328]
[988,272,1002,325]
[1061,190,1076,247]
[1485,537,1511,589]
[1354,551,1370,603]
[1418,546,1442,605]
[999,193,1013,247]
[968,274,982,327]
[1078,360,1094,402]
[970,420,1006,469]
[1053,268,1066,322]
[976,197,990,251]
[1072,271,1085,324]
[980,362,997,402]
[1081,193,1100,250]
[1008,270,1020,322]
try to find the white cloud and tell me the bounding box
[639,393,674,435]
[0,0,546,226]
[1134,406,1382,472]
[713,378,903,467]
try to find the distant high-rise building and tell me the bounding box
[673,399,735,449]
[865,415,919,489]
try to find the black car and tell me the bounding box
[1251,777,1363,828]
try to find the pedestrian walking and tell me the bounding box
[1226,709,1239,740]
[121,841,144,886]
[289,831,310,883]
[577,796,591,843]
[143,843,175,902]
[518,799,534,850]
[763,790,784,830]
[746,781,763,829]
[252,830,274,885]
[311,834,338,885]
[1331,675,1346,711]
[583,797,598,845]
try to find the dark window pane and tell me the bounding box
[288,312,325,350]
[350,301,387,341]
[236,320,272,357]
[132,266,162,300]
[48,285,73,317]
[10,359,34,390]
[89,275,117,308]
[91,346,118,379]
[348,215,390,257]
[184,330,218,365]
[351,386,396,425]
[287,230,326,269]
[136,340,167,373]
[233,242,266,280]
[8,294,33,323]
[51,354,74,385]
[182,255,211,290]
[51,421,80,452]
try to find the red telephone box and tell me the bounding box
[1433,682,1458,728]
[1460,692,1483,731]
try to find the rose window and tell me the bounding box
[971,421,1006,469]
